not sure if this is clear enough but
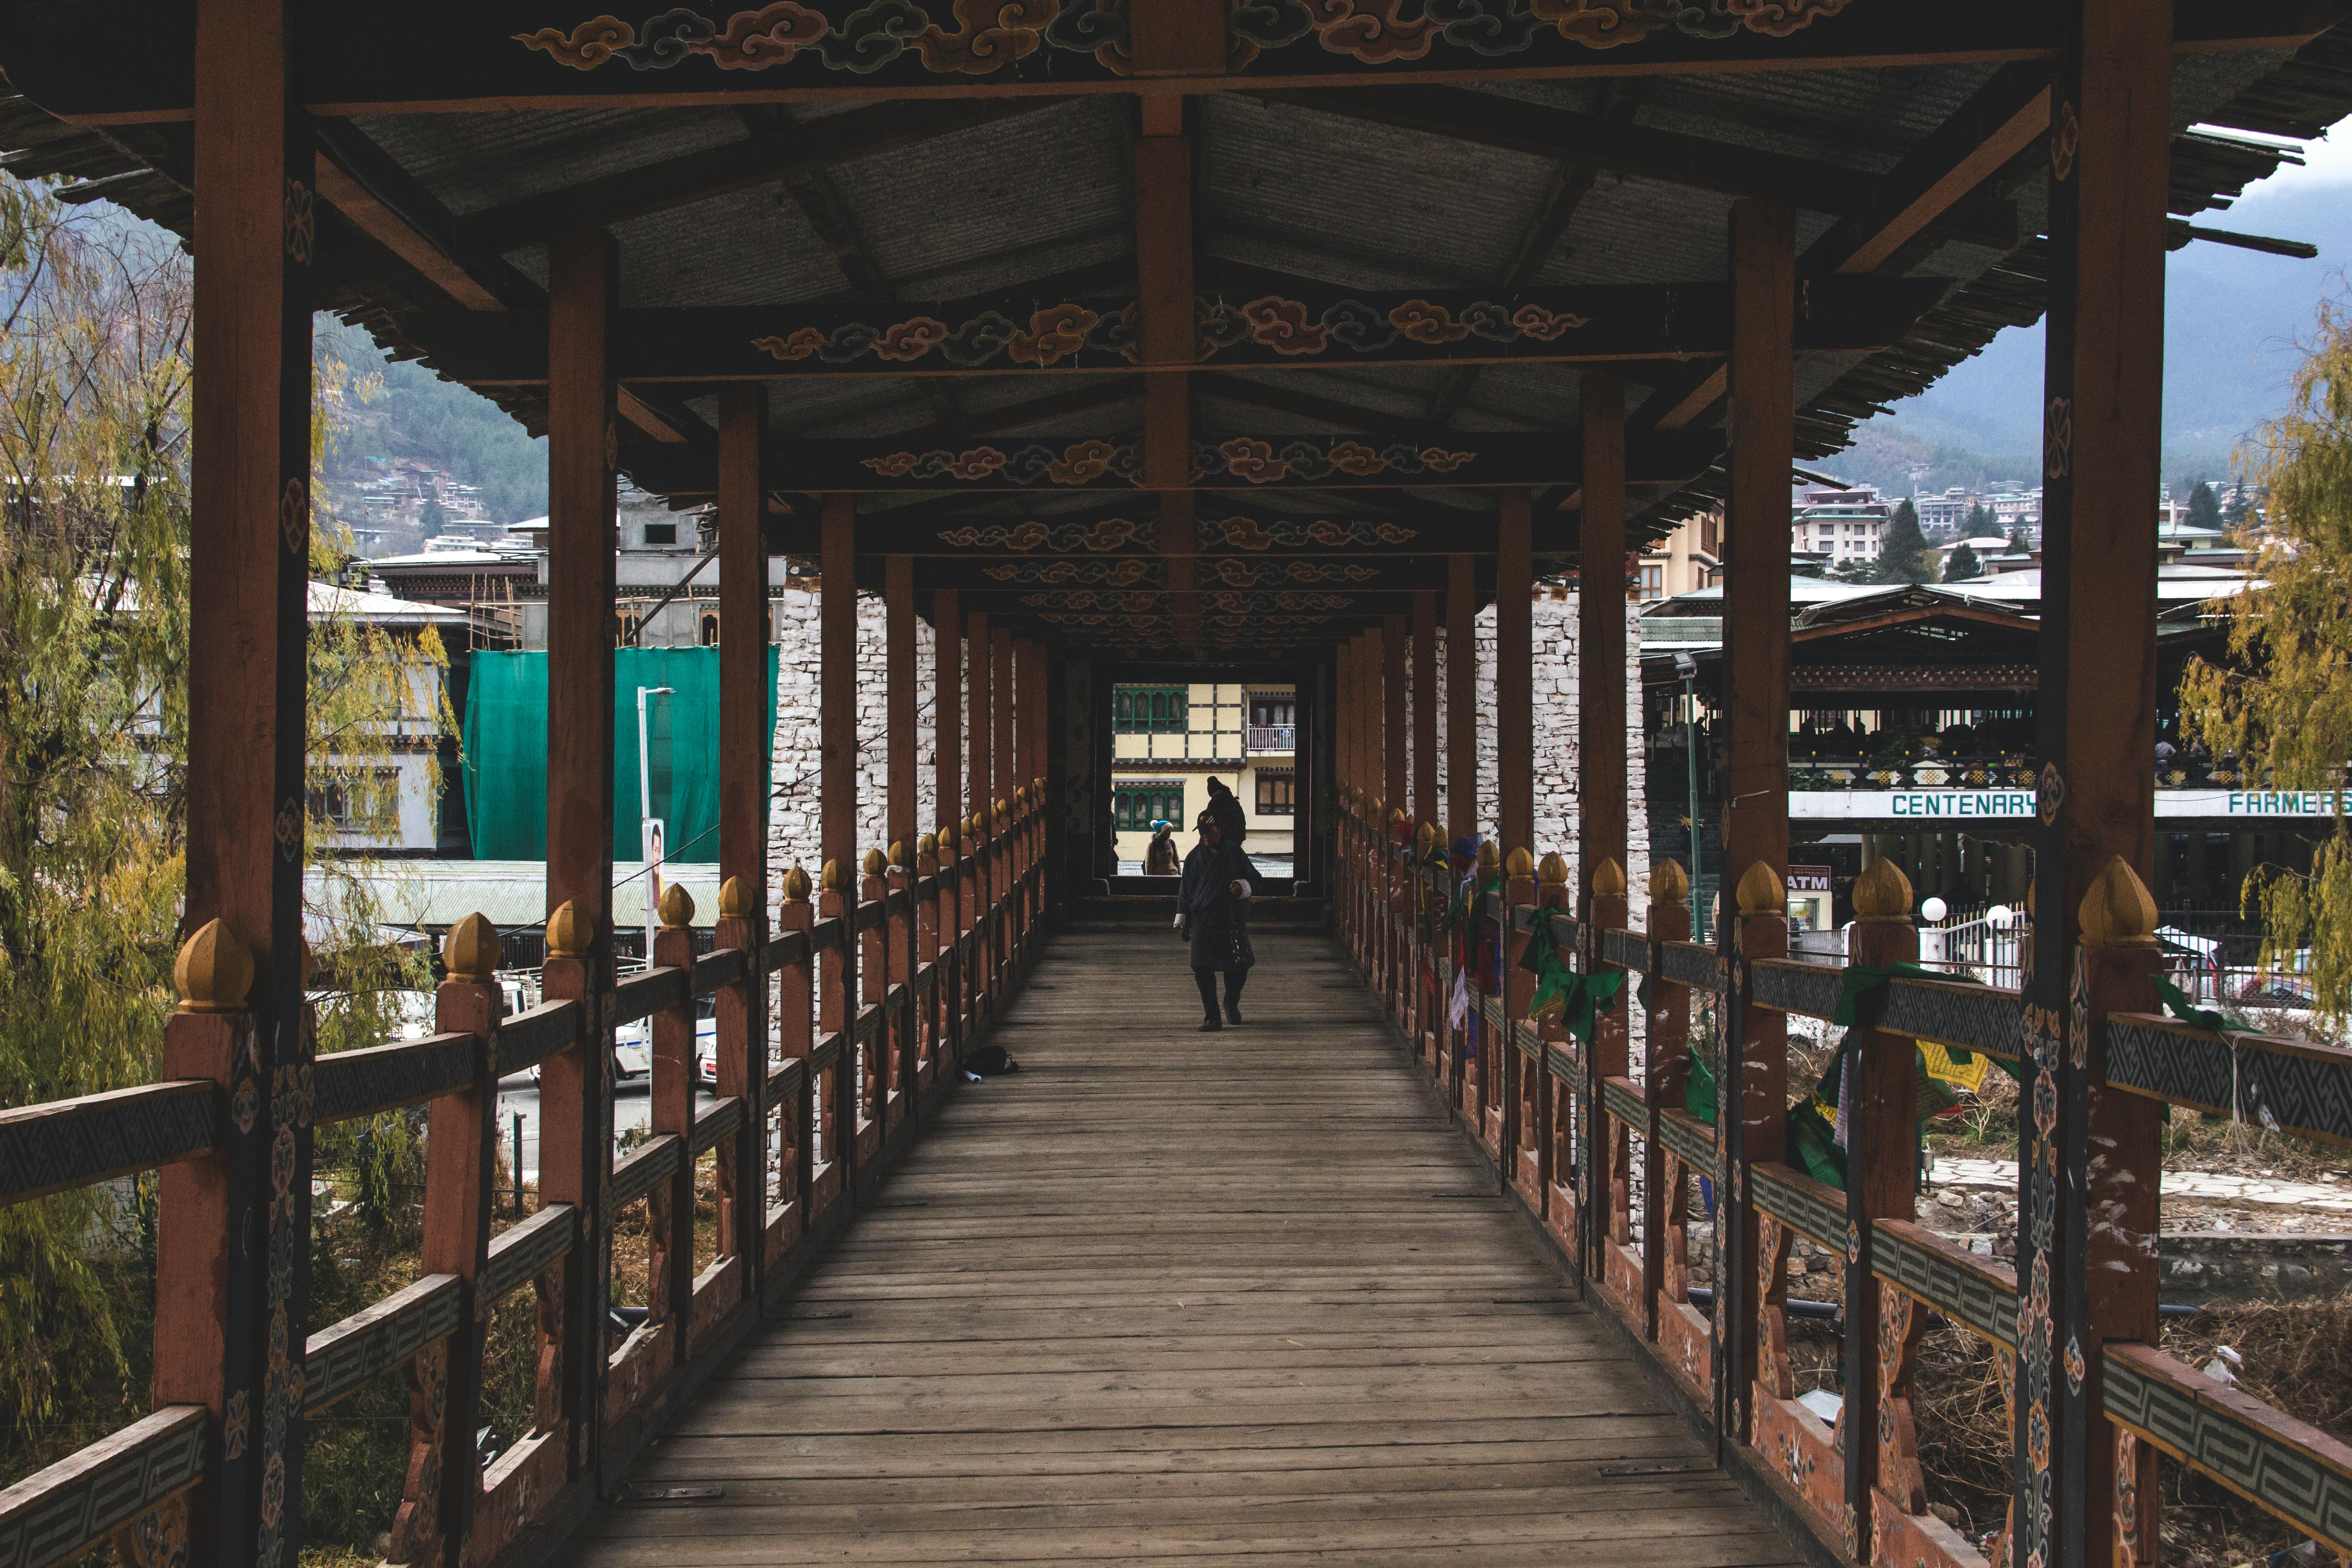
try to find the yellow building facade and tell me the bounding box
[1111,681,1296,873]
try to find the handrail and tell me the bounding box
[496,998,582,1075]
[692,1095,745,1156]
[0,1079,220,1210]
[0,1405,208,1568]
[303,1273,464,1415]
[691,947,746,995]
[1872,1217,2016,1348]
[312,1031,477,1125]
[483,1202,577,1303]
[613,964,688,1026]
[611,1132,685,1209]
[2106,1011,2352,1145]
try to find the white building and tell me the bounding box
[1790,485,1891,567]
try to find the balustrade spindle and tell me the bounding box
[1643,860,1692,1343]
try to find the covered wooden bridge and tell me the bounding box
[5,4,2352,1568]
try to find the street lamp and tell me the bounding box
[637,684,674,965]
[1676,652,1704,939]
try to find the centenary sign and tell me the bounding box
[1791,789,2348,821]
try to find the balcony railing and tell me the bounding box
[1246,725,1295,752]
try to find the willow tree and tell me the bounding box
[0,175,452,1486]
[2180,297,2352,1026]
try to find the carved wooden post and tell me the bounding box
[1644,862,1693,1342]
[817,858,854,1184]
[1585,858,1630,1281]
[916,834,941,1087]
[393,915,504,1563]
[1843,859,1921,1558]
[536,901,602,1484]
[860,848,890,1147]
[1725,862,1789,1444]
[1534,853,1571,1214]
[713,876,759,1285]
[776,867,818,1223]
[966,611,992,1020]
[886,842,913,1128]
[650,886,698,1352]
[153,922,268,1568]
[1471,841,1499,1134]
[2079,861,2165,1567]
[1501,848,1536,1176]
[959,815,982,1032]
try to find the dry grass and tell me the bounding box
[1896,1295,2352,1567]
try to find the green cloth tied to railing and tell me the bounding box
[2156,975,2250,1036]
[1518,911,1626,1044]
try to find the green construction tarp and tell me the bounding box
[462,647,779,865]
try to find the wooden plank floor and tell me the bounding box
[573,925,1801,1567]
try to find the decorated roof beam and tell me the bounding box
[917,555,1470,594]
[422,279,1949,384]
[1639,62,2057,433]
[627,427,1724,495]
[771,495,1499,556]
[1252,84,2015,241]
[0,2,2328,121]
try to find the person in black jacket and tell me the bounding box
[1202,776,1248,845]
[1175,811,1260,1030]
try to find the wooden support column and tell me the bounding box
[2023,5,2171,1564]
[1719,197,1795,1447]
[537,228,618,1494]
[1412,592,1439,842]
[992,625,1014,980]
[819,495,859,1169]
[714,385,767,1292]
[1446,554,1479,851]
[1579,373,1631,1280]
[933,588,961,1049]
[886,555,917,1115]
[967,610,992,1013]
[1496,492,1534,859]
[1019,639,1048,922]
[163,0,317,1558]
[1382,613,1409,1008]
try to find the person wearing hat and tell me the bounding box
[1144,818,1181,876]
[1202,775,1248,845]
[1175,808,1261,1030]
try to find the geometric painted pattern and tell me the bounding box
[1882,977,2024,1062]
[495,999,585,1077]
[1601,928,1650,972]
[1602,1076,1648,1130]
[611,1132,685,1210]
[1660,942,1725,991]
[2103,1340,2352,1553]
[1547,1044,1582,1086]
[482,1203,578,1306]
[1872,1217,2017,1348]
[691,1095,745,1156]
[2105,1014,2352,1147]
[0,1404,207,1568]
[310,1033,477,1126]
[1748,959,1844,1021]
[614,966,690,1028]
[302,1273,463,1415]
[1657,1107,1717,1171]
[1750,1159,1844,1251]
[0,1080,219,1210]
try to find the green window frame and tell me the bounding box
[1114,685,1187,735]
[1115,783,1185,832]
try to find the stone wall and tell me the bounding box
[767,583,945,917]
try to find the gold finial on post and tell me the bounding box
[1477,841,1500,872]
[1591,857,1627,898]
[1852,859,1914,922]
[1416,822,1437,855]
[545,901,587,960]
[821,858,847,893]
[1735,862,1786,917]
[174,918,254,1014]
[657,883,695,931]
[442,912,500,984]
[862,847,887,878]
[717,875,750,920]
[918,832,938,858]
[1649,859,1690,902]
[889,840,909,868]
[1538,852,1570,887]
[783,865,812,903]
[1505,847,1534,879]
[2078,856,2158,948]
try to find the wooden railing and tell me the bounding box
[0,785,1050,1568]
[1331,784,2352,1568]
